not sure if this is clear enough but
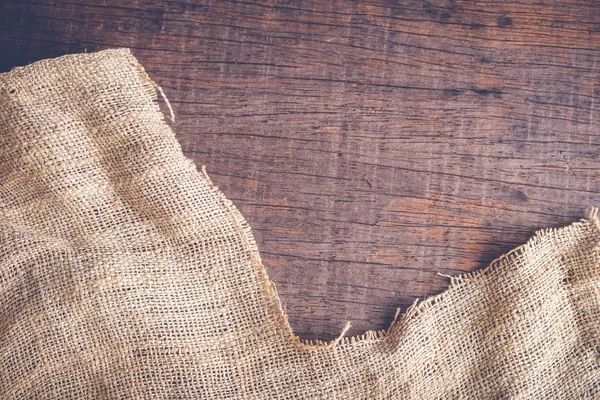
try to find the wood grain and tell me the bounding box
[2,0,599,341]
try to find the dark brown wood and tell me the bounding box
[2,0,600,341]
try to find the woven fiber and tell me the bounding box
[1,48,599,399]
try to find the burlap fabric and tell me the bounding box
[1,48,599,399]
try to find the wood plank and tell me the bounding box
[1,0,599,340]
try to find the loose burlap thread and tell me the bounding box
[1,49,599,399]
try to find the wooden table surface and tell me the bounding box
[2,0,599,341]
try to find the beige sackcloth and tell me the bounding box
[0,48,599,399]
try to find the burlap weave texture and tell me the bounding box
[0,48,599,399]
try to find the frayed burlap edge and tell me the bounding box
[118,48,600,351]
[117,43,600,351]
